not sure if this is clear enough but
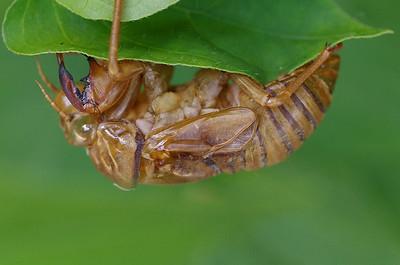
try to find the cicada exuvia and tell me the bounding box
[36,0,341,190]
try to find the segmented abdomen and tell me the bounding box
[253,54,340,167]
[210,54,340,173]
[140,55,340,181]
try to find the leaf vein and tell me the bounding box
[53,1,75,45]
[174,6,352,41]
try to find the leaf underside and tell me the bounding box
[2,0,391,83]
[56,0,180,22]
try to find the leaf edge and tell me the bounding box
[1,0,394,83]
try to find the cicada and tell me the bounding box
[36,0,341,190]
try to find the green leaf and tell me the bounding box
[2,0,391,83]
[55,0,180,22]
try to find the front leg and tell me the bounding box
[57,53,90,112]
[232,44,342,107]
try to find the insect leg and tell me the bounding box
[56,53,86,112]
[232,43,342,107]
[36,59,59,93]
[106,0,145,81]
[107,0,124,81]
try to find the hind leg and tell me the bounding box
[232,44,342,107]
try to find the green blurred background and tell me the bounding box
[0,1,399,264]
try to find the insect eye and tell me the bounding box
[81,123,93,133]
[64,115,97,147]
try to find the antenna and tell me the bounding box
[35,80,68,120]
[36,59,59,93]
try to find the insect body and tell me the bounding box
[139,52,340,185]
[36,0,341,189]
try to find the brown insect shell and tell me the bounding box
[54,77,141,189]
[54,90,141,189]
[54,91,98,147]
[87,120,140,190]
[55,58,146,147]
[84,59,144,113]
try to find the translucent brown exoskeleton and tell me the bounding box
[36,0,341,190]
